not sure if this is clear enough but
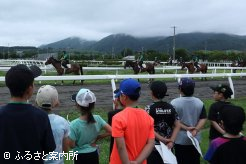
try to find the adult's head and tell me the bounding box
[210,84,233,99]
[71,88,96,123]
[221,105,245,135]
[178,78,195,96]
[150,81,168,100]
[36,85,59,111]
[5,64,42,98]
[114,78,141,102]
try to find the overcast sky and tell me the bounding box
[0,0,245,47]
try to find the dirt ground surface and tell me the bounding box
[0,79,245,113]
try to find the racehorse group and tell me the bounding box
[45,56,83,85]
[44,56,246,84]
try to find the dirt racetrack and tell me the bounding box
[0,79,245,113]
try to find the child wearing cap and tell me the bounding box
[145,81,181,164]
[170,78,207,164]
[204,105,246,164]
[110,78,155,164]
[0,64,55,163]
[36,85,70,164]
[68,88,111,164]
[208,84,233,141]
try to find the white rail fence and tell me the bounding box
[0,65,246,75]
[0,73,245,100]
[1,59,244,73]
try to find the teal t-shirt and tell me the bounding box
[69,115,106,154]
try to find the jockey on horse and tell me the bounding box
[137,52,144,70]
[168,56,173,65]
[60,51,69,68]
[191,55,200,72]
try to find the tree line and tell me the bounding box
[0,48,245,63]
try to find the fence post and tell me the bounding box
[111,79,117,110]
[227,75,235,99]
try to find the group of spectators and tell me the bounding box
[0,64,245,164]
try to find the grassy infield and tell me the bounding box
[0,68,245,164]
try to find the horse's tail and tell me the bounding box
[80,64,84,84]
[80,65,83,75]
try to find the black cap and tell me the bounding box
[150,81,168,99]
[210,84,233,98]
[8,64,42,78]
[178,78,195,89]
[5,64,42,96]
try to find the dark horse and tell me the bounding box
[124,60,156,74]
[181,62,208,80]
[238,61,246,67]
[45,56,83,85]
[231,60,246,73]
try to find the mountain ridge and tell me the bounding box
[39,32,246,53]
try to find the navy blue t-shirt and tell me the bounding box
[0,103,56,164]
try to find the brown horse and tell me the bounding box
[181,62,208,80]
[45,56,83,85]
[238,61,246,67]
[124,60,156,74]
[231,61,246,73]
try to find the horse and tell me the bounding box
[231,61,246,73]
[124,60,157,82]
[231,61,238,73]
[181,62,208,80]
[238,61,246,67]
[124,60,156,74]
[45,56,83,85]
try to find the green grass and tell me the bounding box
[60,97,246,164]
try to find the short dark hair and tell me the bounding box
[221,105,245,135]
[127,94,140,101]
[150,81,168,99]
[180,86,194,96]
[6,67,34,97]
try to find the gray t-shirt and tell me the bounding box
[46,114,70,164]
[171,96,207,145]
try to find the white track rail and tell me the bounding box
[0,73,245,100]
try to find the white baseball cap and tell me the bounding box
[36,85,59,109]
[71,88,96,107]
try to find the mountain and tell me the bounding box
[39,37,96,50]
[90,34,166,53]
[39,33,246,53]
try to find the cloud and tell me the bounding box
[0,0,245,46]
